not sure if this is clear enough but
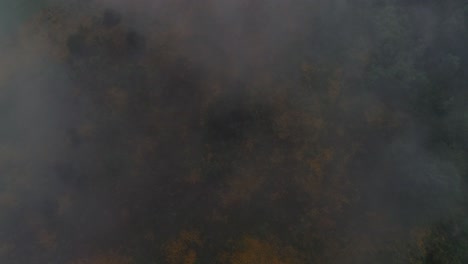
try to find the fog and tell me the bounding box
[0,0,467,263]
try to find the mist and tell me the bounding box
[0,0,467,263]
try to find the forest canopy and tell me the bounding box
[0,0,467,263]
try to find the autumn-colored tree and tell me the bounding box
[220,236,303,264]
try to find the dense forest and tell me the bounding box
[0,0,467,263]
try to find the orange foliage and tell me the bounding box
[69,252,133,264]
[164,230,202,264]
[221,236,303,264]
